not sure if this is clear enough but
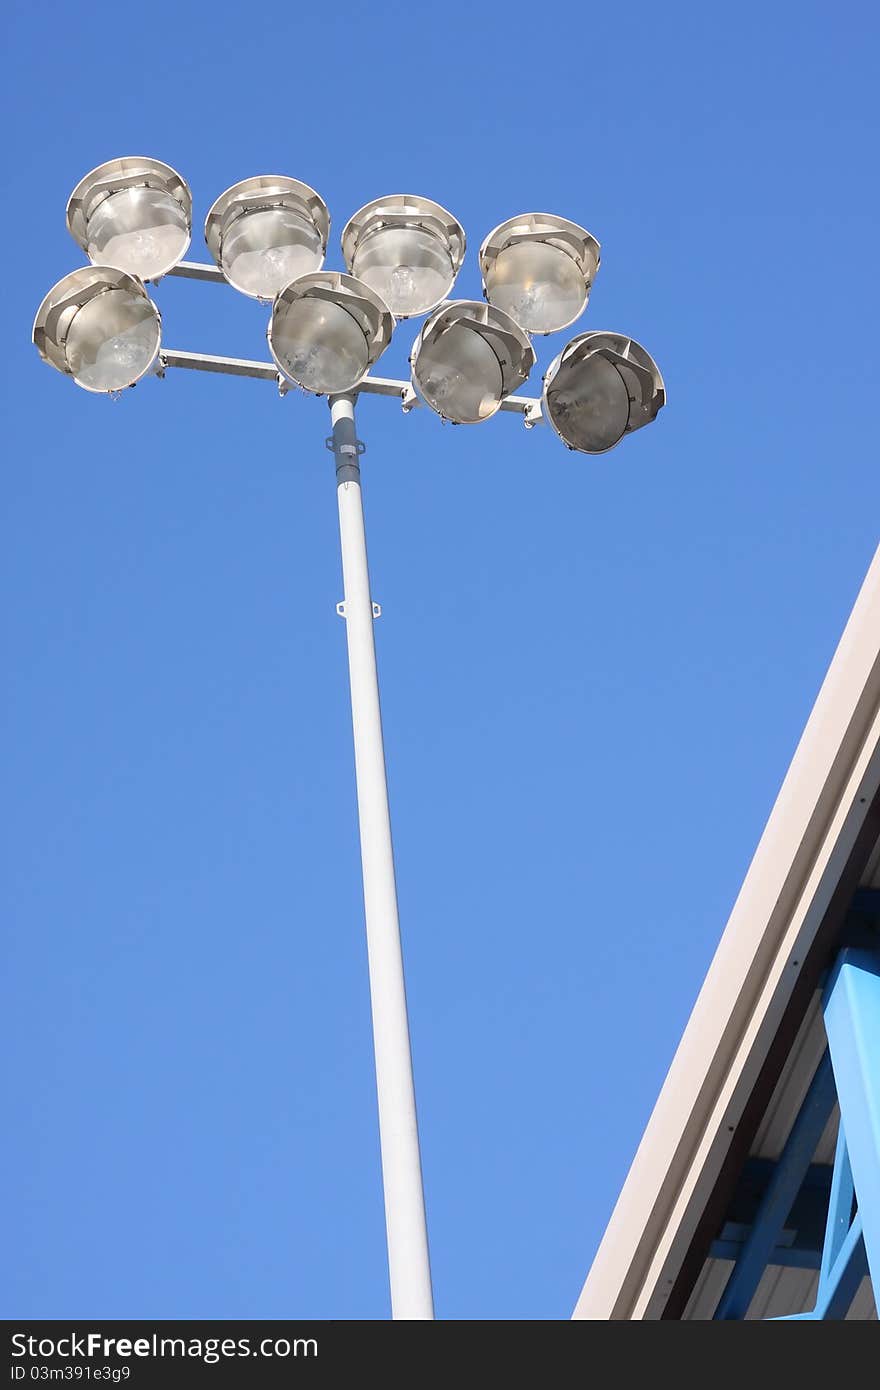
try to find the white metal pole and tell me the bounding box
[328,392,435,1321]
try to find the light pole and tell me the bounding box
[33,158,666,1320]
[329,391,433,1319]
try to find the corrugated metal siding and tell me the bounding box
[814,1106,840,1168]
[751,992,827,1161]
[685,1261,876,1319]
[847,1278,878,1319]
[683,834,879,1320]
[682,1258,735,1319]
[746,1266,819,1320]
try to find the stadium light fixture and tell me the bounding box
[268,271,394,395]
[205,175,330,301]
[542,331,665,454]
[66,157,192,283]
[479,213,600,335]
[34,157,666,1323]
[341,194,465,318]
[32,266,161,394]
[410,300,535,423]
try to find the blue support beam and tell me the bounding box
[709,1158,833,1269]
[710,933,880,1319]
[820,1121,854,1287]
[709,1239,821,1270]
[817,1213,868,1319]
[772,1214,867,1320]
[823,944,880,1297]
[771,940,879,1319]
[714,1052,837,1319]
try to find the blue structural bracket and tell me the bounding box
[820,1122,854,1287]
[772,1214,867,1319]
[823,944,880,1297]
[772,1211,867,1319]
[769,941,879,1319]
[817,1212,867,1319]
[776,1122,868,1319]
[712,935,880,1319]
[714,1053,837,1318]
[709,1158,833,1270]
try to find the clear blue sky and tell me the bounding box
[3,1,879,1321]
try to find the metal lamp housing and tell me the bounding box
[205,176,330,301]
[341,194,466,319]
[66,157,192,282]
[33,266,162,394]
[410,300,536,424]
[479,213,600,336]
[268,271,394,394]
[542,331,665,454]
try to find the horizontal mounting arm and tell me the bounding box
[164,260,227,284]
[160,349,279,380]
[157,348,543,420]
[156,266,544,421]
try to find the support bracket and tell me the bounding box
[337,601,381,618]
[326,438,366,457]
[155,347,543,418]
[714,935,880,1318]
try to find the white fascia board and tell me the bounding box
[574,544,880,1319]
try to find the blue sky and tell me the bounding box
[3,1,879,1320]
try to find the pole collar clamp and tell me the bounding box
[337,601,381,618]
[325,438,366,456]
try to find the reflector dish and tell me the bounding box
[66,157,192,281]
[342,195,465,318]
[410,300,536,423]
[33,266,161,393]
[268,272,393,394]
[542,331,665,453]
[205,176,330,301]
[480,214,600,335]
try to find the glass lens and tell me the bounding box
[486,242,586,334]
[272,298,368,393]
[414,323,504,423]
[223,208,323,299]
[86,187,189,280]
[548,354,630,453]
[352,227,453,317]
[65,289,160,392]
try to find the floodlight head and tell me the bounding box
[410,300,536,424]
[542,331,665,454]
[268,272,394,394]
[205,176,330,301]
[66,157,192,282]
[341,194,466,318]
[33,266,161,394]
[479,214,600,335]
